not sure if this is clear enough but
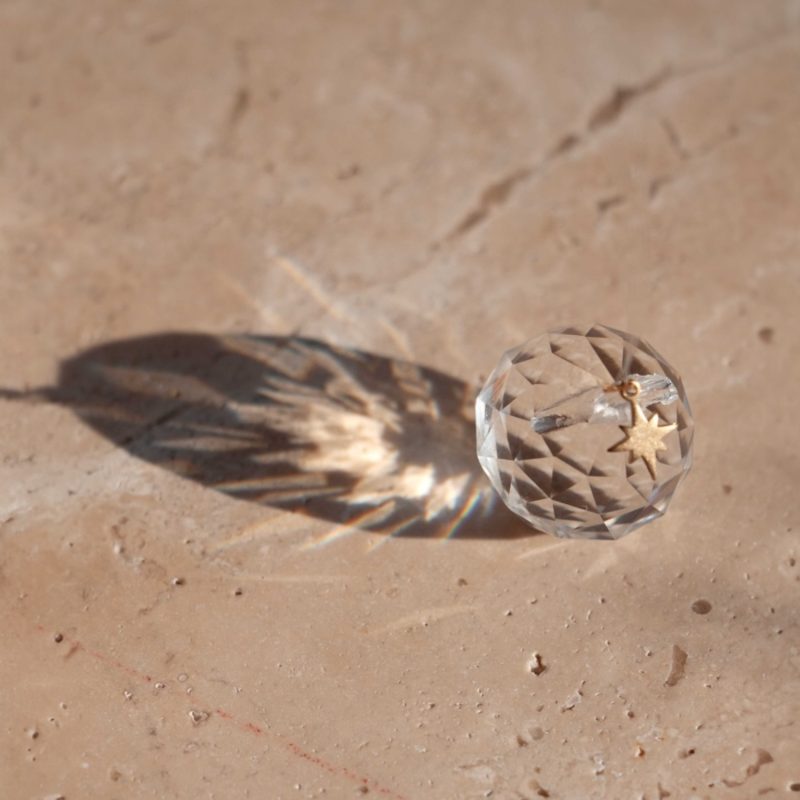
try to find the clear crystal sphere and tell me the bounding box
[475,324,694,539]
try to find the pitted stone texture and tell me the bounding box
[476,324,693,539]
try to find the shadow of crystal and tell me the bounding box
[19,333,533,540]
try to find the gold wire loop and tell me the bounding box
[620,379,641,400]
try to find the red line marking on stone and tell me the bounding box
[34,624,408,800]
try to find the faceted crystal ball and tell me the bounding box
[475,324,694,539]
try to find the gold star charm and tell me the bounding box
[609,380,676,479]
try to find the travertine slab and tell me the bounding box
[1,2,799,798]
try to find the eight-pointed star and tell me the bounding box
[610,402,676,479]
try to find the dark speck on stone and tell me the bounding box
[691,599,712,615]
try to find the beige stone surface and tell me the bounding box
[2,2,800,798]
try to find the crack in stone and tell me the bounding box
[548,132,581,159]
[218,39,251,152]
[660,117,689,160]
[721,749,774,787]
[650,119,744,202]
[442,23,800,245]
[228,86,251,132]
[119,404,187,447]
[444,65,668,242]
[587,68,671,132]
[596,194,626,216]
[447,166,534,239]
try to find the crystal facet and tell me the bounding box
[475,324,694,539]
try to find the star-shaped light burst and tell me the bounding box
[609,382,677,479]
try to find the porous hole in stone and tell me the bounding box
[691,599,712,615]
[757,326,774,344]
